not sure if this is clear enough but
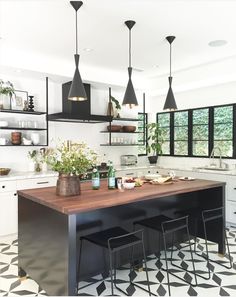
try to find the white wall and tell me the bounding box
[151,80,236,169]
[0,73,147,171]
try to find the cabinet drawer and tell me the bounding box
[227,183,236,202]
[17,177,57,190]
[0,180,17,193]
[227,202,236,225]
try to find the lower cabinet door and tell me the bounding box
[0,192,17,236]
[227,201,236,226]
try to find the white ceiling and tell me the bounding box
[1,0,236,79]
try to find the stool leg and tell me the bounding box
[225,229,233,269]
[202,218,211,279]
[162,233,171,296]
[141,239,151,296]
[170,232,175,266]
[186,224,198,286]
[109,250,114,296]
[77,239,83,290]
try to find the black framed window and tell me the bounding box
[174,111,188,155]
[157,103,235,158]
[138,113,148,156]
[157,113,170,154]
[192,108,209,156]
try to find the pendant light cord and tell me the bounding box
[170,42,172,77]
[129,29,131,67]
[75,10,78,54]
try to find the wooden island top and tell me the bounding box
[17,179,225,215]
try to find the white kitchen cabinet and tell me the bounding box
[226,177,236,202]
[17,176,57,190]
[226,201,236,225]
[0,175,57,237]
[0,192,18,236]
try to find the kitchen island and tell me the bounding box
[18,179,225,296]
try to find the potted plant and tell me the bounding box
[47,141,97,196]
[27,149,38,172]
[146,123,165,164]
[0,80,15,109]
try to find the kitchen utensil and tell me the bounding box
[0,168,11,176]
[11,132,22,145]
[122,125,136,132]
[107,125,122,132]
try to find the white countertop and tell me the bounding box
[0,171,58,181]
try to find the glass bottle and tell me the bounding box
[108,161,116,189]
[92,167,100,190]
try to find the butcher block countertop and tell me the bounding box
[17,179,225,215]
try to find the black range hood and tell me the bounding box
[48,82,112,123]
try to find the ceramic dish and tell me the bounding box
[123,182,135,189]
[144,174,161,180]
[151,180,173,185]
[0,121,8,127]
[179,176,195,181]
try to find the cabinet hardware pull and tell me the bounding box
[234,212,236,214]
[126,173,133,175]
[37,181,49,184]
[14,193,17,196]
[234,188,236,190]
[2,185,5,188]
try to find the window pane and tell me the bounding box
[160,127,170,140]
[174,111,188,126]
[213,141,233,157]
[193,141,208,156]
[193,125,208,140]
[214,123,233,140]
[162,141,170,154]
[193,108,209,124]
[158,113,170,127]
[174,126,188,140]
[214,106,233,123]
[174,141,188,155]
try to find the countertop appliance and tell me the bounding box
[120,155,137,166]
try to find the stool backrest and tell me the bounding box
[161,216,188,234]
[202,207,224,222]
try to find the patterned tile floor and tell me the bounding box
[1,230,236,296]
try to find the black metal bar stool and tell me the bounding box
[176,206,233,280]
[134,215,197,296]
[77,226,152,296]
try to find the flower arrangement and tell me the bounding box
[46,141,97,176]
[0,80,15,97]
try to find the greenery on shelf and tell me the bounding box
[146,123,165,156]
[0,80,15,97]
[111,96,121,111]
[46,141,97,175]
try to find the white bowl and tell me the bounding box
[123,182,135,190]
[0,121,8,127]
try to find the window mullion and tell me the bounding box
[209,107,214,156]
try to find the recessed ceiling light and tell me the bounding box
[15,69,22,73]
[208,40,228,47]
[83,48,93,52]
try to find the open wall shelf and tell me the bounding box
[100,144,140,146]
[0,127,47,131]
[0,109,46,115]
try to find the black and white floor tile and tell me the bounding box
[1,230,236,296]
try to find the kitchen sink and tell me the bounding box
[195,166,230,172]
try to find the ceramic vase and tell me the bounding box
[56,174,81,196]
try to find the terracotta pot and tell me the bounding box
[122,125,136,132]
[56,174,81,196]
[107,125,122,132]
[11,132,22,145]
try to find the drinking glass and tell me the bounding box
[117,178,124,192]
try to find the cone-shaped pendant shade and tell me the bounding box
[68,54,87,101]
[123,67,138,108]
[163,76,177,111]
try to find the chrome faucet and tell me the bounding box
[209,147,222,168]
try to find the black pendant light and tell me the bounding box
[163,36,177,111]
[68,1,87,101]
[122,20,138,109]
